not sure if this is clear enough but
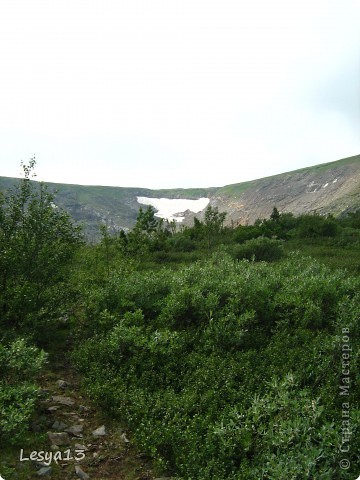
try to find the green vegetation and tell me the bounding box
[1,161,360,478]
[0,158,83,339]
[0,159,82,456]
[72,204,360,478]
[0,338,47,446]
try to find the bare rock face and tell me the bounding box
[52,420,68,430]
[51,395,75,406]
[65,424,84,436]
[37,466,52,476]
[74,443,87,451]
[56,379,68,389]
[47,432,70,446]
[75,465,90,479]
[92,425,106,436]
[120,432,130,443]
[48,406,60,413]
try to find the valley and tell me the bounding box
[1,154,359,241]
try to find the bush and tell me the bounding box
[297,214,338,238]
[0,338,47,445]
[334,227,360,247]
[73,253,360,478]
[166,235,196,252]
[233,225,263,243]
[0,159,83,336]
[232,236,284,262]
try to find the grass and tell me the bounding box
[284,237,360,273]
[217,180,253,197]
[215,154,360,198]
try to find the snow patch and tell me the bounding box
[307,181,319,193]
[137,197,210,222]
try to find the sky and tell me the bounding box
[0,0,359,189]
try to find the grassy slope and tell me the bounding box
[217,153,360,197]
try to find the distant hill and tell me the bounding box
[1,154,359,241]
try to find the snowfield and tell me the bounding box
[137,197,210,222]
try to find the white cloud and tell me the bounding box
[0,0,359,188]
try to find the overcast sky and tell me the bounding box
[0,0,359,189]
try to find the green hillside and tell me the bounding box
[1,153,359,240]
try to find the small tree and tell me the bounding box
[125,206,164,257]
[204,205,227,250]
[270,206,280,222]
[0,158,83,336]
[134,206,159,234]
[100,224,112,279]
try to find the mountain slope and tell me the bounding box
[212,154,360,226]
[1,154,359,240]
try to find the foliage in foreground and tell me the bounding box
[73,252,360,479]
[0,158,83,339]
[0,338,47,446]
[0,159,79,448]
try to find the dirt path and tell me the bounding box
[13,367,158,480]
[1,327,172,480]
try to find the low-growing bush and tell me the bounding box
[297,214,338,238]
[73,253,360,478]
[0,338,47,446]
[333,227,360,247]
[232,236,284,262]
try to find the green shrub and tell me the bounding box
[167,235,197,252]
[232,236,284,262]
[297,214,338,238]
[233,225,263,243]
[0,338,47,445]
[73,253,360,479]
[334,227,360,247]
[0,159,83,336]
